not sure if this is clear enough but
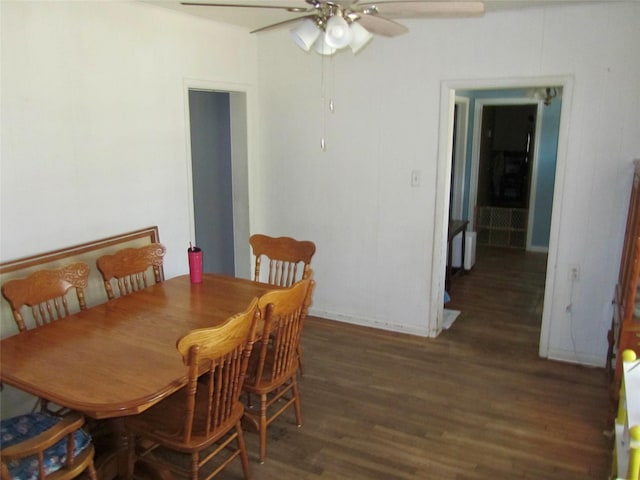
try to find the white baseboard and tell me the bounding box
[308,307,431,337]
[545,347,605,367]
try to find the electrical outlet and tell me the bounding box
[569,264,580,282]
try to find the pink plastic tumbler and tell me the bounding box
[188,245,203,284]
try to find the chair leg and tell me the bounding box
[258,393,268,463]
[236,422,251,479]
[297,345,304,376]
[292,379,303,427]
[191,452,199,480]
[86,460,98,480]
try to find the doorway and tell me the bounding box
[189,90,235,275]
[474,103,538,250]
[432,77,571,360]
[450,97,469,220]
[184,81,252,279]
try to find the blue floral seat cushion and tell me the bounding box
[0,412,91,480]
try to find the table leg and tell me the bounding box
[92,418,173,480]
[92,419,123,480]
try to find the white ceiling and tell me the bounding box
[141,0,608,32]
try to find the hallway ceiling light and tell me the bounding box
[530,87,560,106]
[542,87,558,106]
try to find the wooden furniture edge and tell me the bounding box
[0,226,160,274]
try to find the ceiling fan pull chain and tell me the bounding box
[329,54,335,114]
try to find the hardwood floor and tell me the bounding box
[222,246,612,479]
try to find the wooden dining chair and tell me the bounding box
[1,262,91,415]
[249,234,316,374]
[2,262,91,334]
[249,234,316,287]
[124,298,260,480]
[96,243,166,300]
[0,411,97,480]
[242,277,315,463]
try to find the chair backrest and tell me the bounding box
[0,411,95,480]
[175,297,260,443]
[247,277,314,388]
[250,234,316,287]
[96,243,166,300]
[1,262,91,333]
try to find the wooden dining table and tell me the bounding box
[0,273,276,479]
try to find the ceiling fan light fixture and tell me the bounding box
[184,0,487,56]
[312,35,336,56]
[348,22,373,54]
[291,19,321,52]
[324,14,352,49]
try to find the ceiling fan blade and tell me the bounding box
[356,14,408,37]
[332,0,360,7]
[251,14,317,33]
[359,1,485,18]
[180,2,311,13]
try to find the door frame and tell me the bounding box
[182,78,256,279]
[450,96,470,220]
[431,75,573,361]
[467,97,544,251]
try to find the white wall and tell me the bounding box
[1,0,258,280]
[254,2,640,364]
[2,1,640,368]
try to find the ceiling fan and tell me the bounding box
[181,0,485,55]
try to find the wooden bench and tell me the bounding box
[0,226,162,418]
